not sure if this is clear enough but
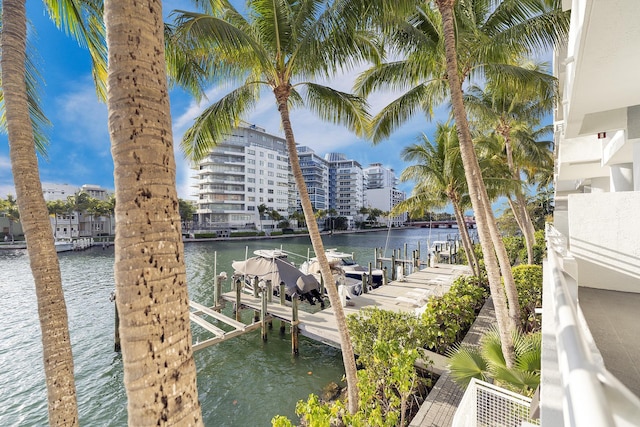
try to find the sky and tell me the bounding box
[0,1,440,202]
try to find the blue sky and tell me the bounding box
[0,1,440,201]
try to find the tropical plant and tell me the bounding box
[257,203,268,231]
[448,328,542,397]
[357,0,569,367]
[47,199,68,239]
[511,264,543,332]
[1,195,20,242]
[394,123,481,276]
[169,0,385,411]
[104,0,202,424]
[465,78,555,264]
[1,0,106,423]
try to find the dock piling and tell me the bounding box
[279,282,286,305]
[234,278,242,321]
[261,287,268,341]
[291,296,299,355]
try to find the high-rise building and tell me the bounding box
[193,125,291,230]
[364,163,407,226]
[297,146,329,211]
[363,162,398,189]
[325,153,364,225]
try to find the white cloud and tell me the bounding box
[53,78,109,149]
[0,155,11,170]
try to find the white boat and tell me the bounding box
[54,239,74,253]
[232,250,324,306]
[300,248,384,289]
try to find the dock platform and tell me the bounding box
[219,264,469,349]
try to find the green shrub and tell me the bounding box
[194,233,217,239]
[503,235,524,265]
[518,230,546,265]
[511,264,543,332]
[419,276,489,354]
[230,231,261,237]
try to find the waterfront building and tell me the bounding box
[363,163,407,227]
[193,125,291,231]
[41,183,113,238]
[325,153,365,228]
[297,146,330,212]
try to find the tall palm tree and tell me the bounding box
[104,0,203,424]
[396,123,481,276]
[358,0,569,367]
[1,0,105,423]
[169,0,382,412]
[464,76,555,264]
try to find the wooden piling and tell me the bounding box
[112,292,120,352]
[280,282,286,305]
[368,262,373,288]
[383,267,388,286]
[266,280,272,303]
[391,252,396,280]
[362,273,368,293]
[235,278,242,321]
[291,297,299,355]
[261,288,268,341]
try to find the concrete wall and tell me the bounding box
[568,192,640,292]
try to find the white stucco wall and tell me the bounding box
[568,192,640,292]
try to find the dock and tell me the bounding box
[208,264,470,355]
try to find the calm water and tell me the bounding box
[0,228,454,426]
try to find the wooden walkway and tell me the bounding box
[219,264,468,347]
[409,298,497,426]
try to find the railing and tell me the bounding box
[452,378,537,427]
[545,224,640,426]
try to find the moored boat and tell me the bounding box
[232,250,324,306]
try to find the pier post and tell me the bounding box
[391,252,396,280]
[261,288,268,341]
[266,279,273,303]
[362,273,368,294]
[111,291,120,352]
[266,280,273,329]
[383,267,388,286]
[319,274,324,298]
[214,274,224,310]
[253,277,260,322]
[291,296,299,355]
[235,278,242,322]
[368,262,373,289]
[404,243,408,262]
[417,241,421,260]
[279,282,286,305]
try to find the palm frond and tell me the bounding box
[302,82,370,138]
[43,0,107,100]
[447,344,490,388]
[181,83,261,161]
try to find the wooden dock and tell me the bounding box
[216,264,470,349]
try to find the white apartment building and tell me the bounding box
[193,125,291,230]
[325,153,364,226]
[363,162,397,189]
[297,146,330,211]
[41,183,114,238]
[363,163,407,226]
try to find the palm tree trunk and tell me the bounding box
[504,136,536,264]
[1,0,78,424]
[274,85,359,414]
[451,198,479,277]
[436,0,517,367]
[104,1,203,424]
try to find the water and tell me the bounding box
[0,228,454,426]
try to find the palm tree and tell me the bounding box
[257,203,268,232]
[47,199,67,239]
[358,0,569,367]
[396,123,481,276]
[104,0,203,424]
[464,77,555,264]
[169,1,381,412]
[1,195,20,242]
[1,0,106,423]
[448,327,541,397]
